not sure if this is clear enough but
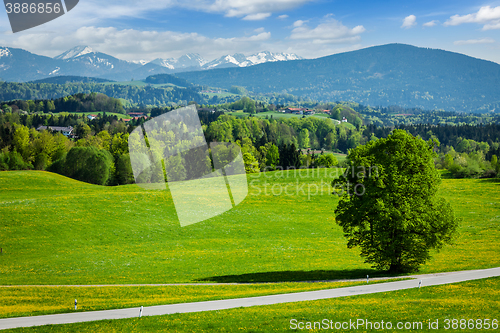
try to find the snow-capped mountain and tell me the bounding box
[203,51,302,69]
[147,51,302,71]
[203,53,248,69]
[131,59,149,66]
[0,46,302,82]
[245,51,302,65]
[149,57,176,70]
[53,45,141,75]
[54,45,94,60]
[149,53,208,70]
[177,53,208,69]
[0,46,63,82]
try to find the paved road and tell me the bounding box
[0,267,499,330]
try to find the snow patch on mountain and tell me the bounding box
[176,53,207,68]
[149,53,207,70]
[149,58,176,69]
[49,67,60,75]
[245,51,301,66]
[54,46,94,60]
[203,51,302,69]
[132,60,148,66]
[0,48,12,58]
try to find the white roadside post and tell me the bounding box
[139,306,143,318]
[419,280,422,288]
[366,275,369,283]
[74,299,77,310]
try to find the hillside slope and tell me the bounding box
[0,170,499,284]
[176,44,500,112]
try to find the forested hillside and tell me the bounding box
[30,76,112,84]
[3,93,124,114]
[0,81,212,106]
[1,90,500,183]
[177,44,500,112]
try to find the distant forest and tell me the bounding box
[1,92,499,182]
[3,92,124,114]
[0,81,215,107]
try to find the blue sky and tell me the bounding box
[1,0,500,63]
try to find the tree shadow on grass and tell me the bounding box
[480,178,500,185]
[197,269,405,283]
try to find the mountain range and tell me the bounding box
[176,43,500,112]
[1,43,499,112]
[0,45,302,82]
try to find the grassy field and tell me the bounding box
[227,110,342,122]
[0,279,408,319]
[252,111,332,120]
[225,111,359,131]
[202,92,238,98]
[333,153,347,164]
[54,111,130,119]
[102,80,179,88]
[0,169,499,330]
[2,277,499,332]
[102,80,149,87]
[1,170,499,287]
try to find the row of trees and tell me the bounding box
[365,124,500,178]
[0,109,133,185]
[0,81,241,108]
[2,92,500,184]
[3,93,124,114]
[204,115,363,153]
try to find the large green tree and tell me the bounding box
[58,146,114,185]
[333,130,458,273]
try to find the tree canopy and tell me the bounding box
[333,129,459,272]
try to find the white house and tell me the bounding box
[36,126,74,138]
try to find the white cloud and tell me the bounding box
[444,6,500,30]
[205,0,313,19]
[293,20,306,27]
[454,38,495,45]
[72,0,312,21]
[423,20,438,27]
[254,27,266,33]
[243,13,272,20]
[4,26,272,61]
[401,15,417,29]
[483,21,500,30]
[278,14,289,19]
[0,20,368,62]
[3,0,314,25]
[290,18,365,44]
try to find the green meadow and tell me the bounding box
[102,80,180,88]
[54,111,130,119]
[0,279,408,319]
[1,170,499,286]
[226,110,343,122]
[2,277,499,332]
[0,170,499,329]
